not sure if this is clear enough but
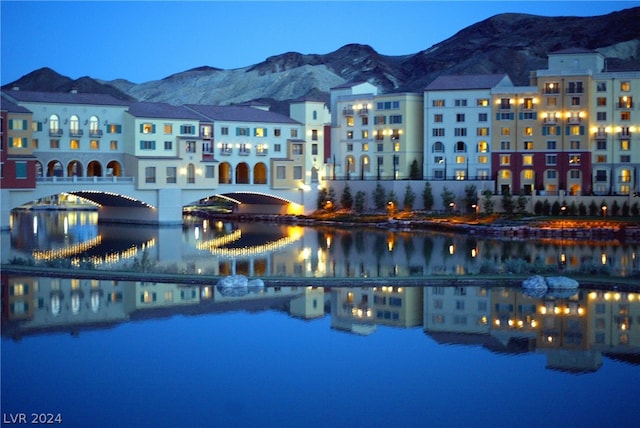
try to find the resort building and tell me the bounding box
[184,104,306,190]
[331,82,424,180]
[124,102,216,191]
[2,89,131,180]
[424,74,513,182]
[1,93,37,189]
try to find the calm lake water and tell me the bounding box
[2,211,639,427]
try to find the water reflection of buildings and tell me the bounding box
[424,285,640,372]
[1,274,326,339]
[5,211,639,278]
[3,274,639,373]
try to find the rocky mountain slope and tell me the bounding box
[4,7,640,115]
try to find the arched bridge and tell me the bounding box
[1,177,316,230]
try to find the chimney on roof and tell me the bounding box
[69,87,78,94]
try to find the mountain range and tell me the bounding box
[4,7,640,115]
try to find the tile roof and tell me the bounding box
[1,94,33,113]
[1,90,131,106]
[549,48,597,55]
[185,104,300,124]
[425,74,511,91]
[330,81,369,90]
[127,102,206,120]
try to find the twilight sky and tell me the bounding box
[1,1,637,85]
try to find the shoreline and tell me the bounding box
[2,264,638,290]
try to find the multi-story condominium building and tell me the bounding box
[124,102,217,190]
[423,285,491,334]
[530,48,640,196]
[2,90,132,180]
[424,74,513,182]
[289,99,330,184]
[491,85,545,195]
[184,104,306,190]
[331,82,423,179]
[1,93,37,189]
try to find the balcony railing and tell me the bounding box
[220,148,232,155]
[256,149,269,156]
[617,102,634,109]
[593,131,607,139]
[544,117,557,124]
[238,149,251,156]
[343,108,354,116]
[89,130,103,138]
[358,107,369,116]
[568,117,582,125]
[69,129,84,137]
[49,128,63,137]
[37,175,134,184]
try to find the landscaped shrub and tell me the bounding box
[589,200,599,216]
[373,183,386,210]
[611,200,620,216]
[340,185,354,210]
[569,201,578,216]
[354,190,366,213]
[578,202,587,216]
[534,200,544,215]
[403,184,416,211]
[422,182,434,211]
[551,201,560,216]
[622,201,630,217]
[631,202,639,217]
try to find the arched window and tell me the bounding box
[70,115,80,133]
[89,115,99,134]
[49,114,59,133]
[432,141,444,153]
[312,110,318,120]
[455,141,466,152]
[477,141,488,153]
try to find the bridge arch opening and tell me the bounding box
[254,162,267,184]
[87,161,102,177]
[219,162,231,184]
[236,162,249,184]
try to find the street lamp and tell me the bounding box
[471,204,478,221]
[602,205,607,218]
[449,202,456,214]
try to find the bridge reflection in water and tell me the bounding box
[2,276,639,374]
[4,210,640,279]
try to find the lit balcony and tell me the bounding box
[358,107,369,115]
[593,131,607,139]
[219,147,232,155]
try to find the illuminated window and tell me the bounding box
[500,155,510,165]
[69,115,80,133]
[523,141,533,150]
[110,140,118,150]
[570,140,580,150]
[361,130,368,139]
[164,124,172,134]
[569,125,582,135]
[477,98,489,107]
[544,82,559,94]
[477,141,488,153]
[596,155,607,163]
[456,156,465,164]
[523,169,534,180]
[569,154,581,165]
[50,139,60,149]
[621,111,631,121]
[394,143,400,152]
[70,139,80,150]
[547,97,557,107]
[523,98,534,109]
[165,290,174,302]
[620,81,630,91]
[500,169,511,179]
[522,155,533,165]
[142,123,154,134]
[597,97,607,106]
[501,127,510,136]
[621,140,630,151]
[477,127,489,136]
[432,99,445,107]
[90,140,99,150]
[346,117,354,127]
[478,156,488,164]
